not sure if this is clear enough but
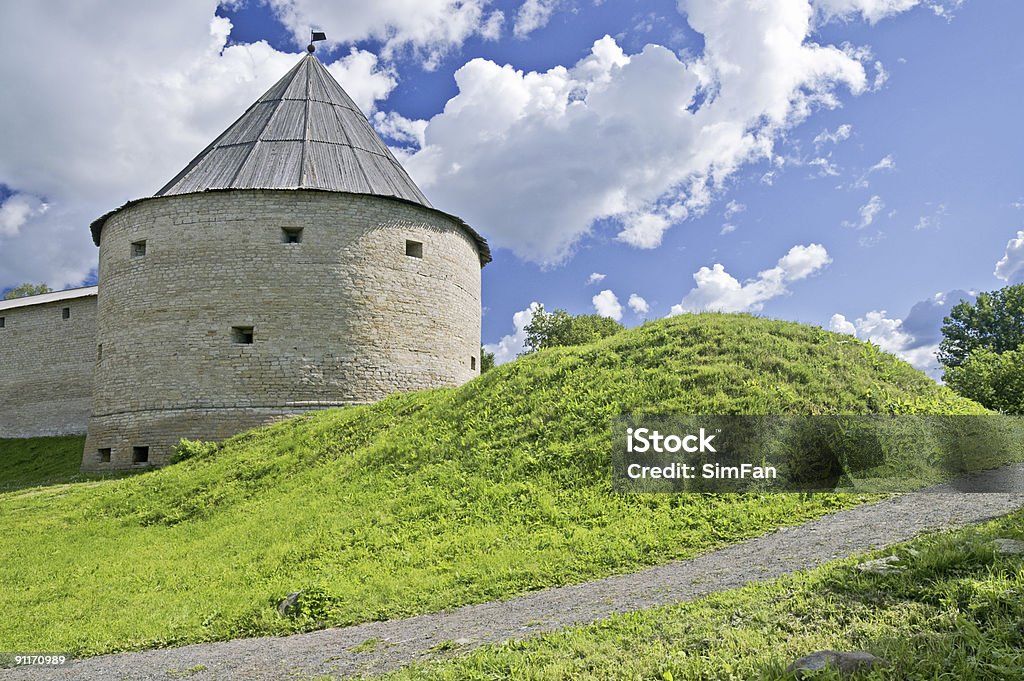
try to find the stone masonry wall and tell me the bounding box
[0,295,96,438]
[83,190,483,470]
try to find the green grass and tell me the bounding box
[378,510,1024,681]
[0,314,988,656]
[0,436,86,491]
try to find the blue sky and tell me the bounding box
[1,0,1023,377]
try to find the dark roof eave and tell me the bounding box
[89,188,491,266]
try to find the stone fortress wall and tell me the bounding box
[0,288,97,439]
[80,189,483,470]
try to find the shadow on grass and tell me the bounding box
[0,436,150,493]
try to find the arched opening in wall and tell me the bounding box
[471,356,476,370]
[62,307,70,320]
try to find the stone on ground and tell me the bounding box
[785,650,890,678]
[855,555,904,574]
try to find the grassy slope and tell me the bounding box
[380,510,1024,681]
[0,436,86,491]
[0,314,986,656]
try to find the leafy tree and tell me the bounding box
[480,346,495,374]
[2,283,51,300]
[938,284,1024,368]
[944,347,1024,414]
[523,305,623,354]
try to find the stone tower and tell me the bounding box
[82,52,490,470]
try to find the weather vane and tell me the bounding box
[307,29,327,53]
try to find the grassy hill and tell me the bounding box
[0,314,987,656]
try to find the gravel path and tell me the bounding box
[9,465,1024,681]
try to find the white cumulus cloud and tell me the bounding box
[777,243,834,279]
[0,5,397,290]
[829,289,974,379]
[871,59,889,89]
[514,0,560,38]
[832,309,940,375]
[592,289,623,321]
[813,0,928,24]
[0,194,47,238]
[480,10,505,40]
[617,211,673,249]
[265,0,502,69]
[483,301,543,365]
[586,272,607,285]
[669,243,832,314]
[995,230,1024,283]
[628,293,650,315]
[829,313,858,336]
[854,310,918,353]
[373,111,429,149]
[405,0,879,265]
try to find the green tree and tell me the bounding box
[480,346,495,374]
[523,305,623,354]
[944,346,1024,414]
[2,283,51,300]
[938,284,1024,368]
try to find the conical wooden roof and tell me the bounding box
[155,52,430,205]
